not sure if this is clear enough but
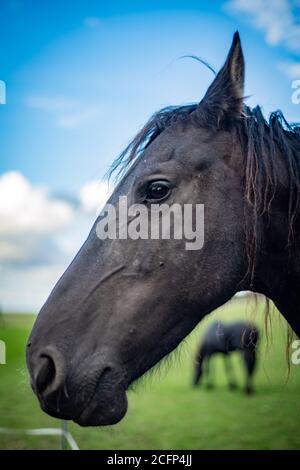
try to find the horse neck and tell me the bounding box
[253,187,300,336]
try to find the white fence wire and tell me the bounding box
[0,420,79,450]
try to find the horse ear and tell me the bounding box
[196,31,245,127]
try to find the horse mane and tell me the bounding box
[109,104,198,179]
[110,102,300,285]
[239,106,300,285]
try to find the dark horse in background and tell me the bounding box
[193,321,259,394]
[27,32,300,426]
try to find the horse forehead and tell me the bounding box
[146,125,233,163]
[179,125,234,152]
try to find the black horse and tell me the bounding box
[193,321,259,394]
[27,32,300,427]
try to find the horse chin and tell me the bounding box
[74,387,128,427]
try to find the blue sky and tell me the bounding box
[0,0,300,310]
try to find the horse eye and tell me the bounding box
[145,180,171,202]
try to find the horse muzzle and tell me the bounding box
[26,344,128,426]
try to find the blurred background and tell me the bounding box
[0,0,300,450]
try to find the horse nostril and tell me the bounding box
[35,355,56,395]
[34,348,66,398]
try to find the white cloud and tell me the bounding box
[0,172,114,311]
[0,264,68,312]
[0,171,75,269]
[278,61,300,78]
[57,107,101,129]
[26,94,101,129]
[0,172,74,237]
[83,16,102,28]
[26,95,77,112]
[79,179,113,214]
[224,0,300,52]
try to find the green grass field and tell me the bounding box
[0,297,300,450]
